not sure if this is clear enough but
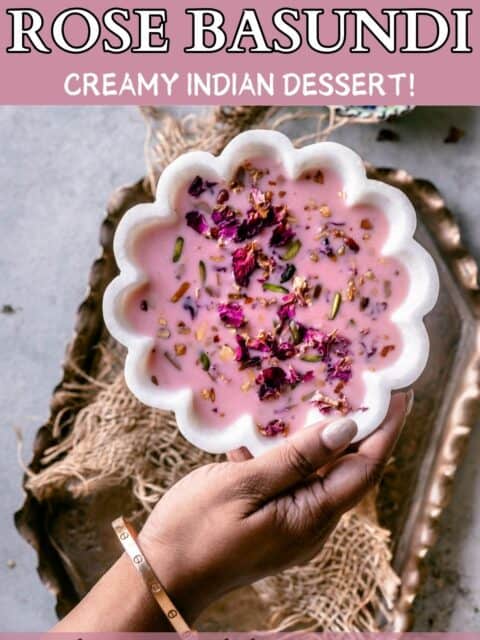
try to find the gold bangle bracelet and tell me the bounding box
[112,516,192,635]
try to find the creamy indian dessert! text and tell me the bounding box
[126,158,409,438]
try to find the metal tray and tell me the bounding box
[15,168,480,631]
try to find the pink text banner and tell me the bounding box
[0,0,478,105]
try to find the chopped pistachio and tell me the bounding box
[282,239,302,260]
[172,236,184,263]
[199,351,211,371]
[329,292,342,320]
[289,321,302,344]
[301,354,323,363]
[263,282,289,294]
[205,286,219,298]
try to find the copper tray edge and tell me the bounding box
[383,171,480,631]
[14,178,154,618]
[14,172,480,629]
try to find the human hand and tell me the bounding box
[139,392,411,623]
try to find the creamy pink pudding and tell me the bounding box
[125,158,409,438]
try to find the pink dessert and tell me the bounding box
[125,158,409,439]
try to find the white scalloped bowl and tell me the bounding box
[103,130,439,455]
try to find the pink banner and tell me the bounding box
[1,635,480,639]
[0,0,478,104]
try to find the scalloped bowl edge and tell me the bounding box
[103,130,439,455]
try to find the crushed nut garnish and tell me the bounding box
[380,345,396,357]
[174,344,186,356]
[346,279,357,302]
[360,218,373,230]
[170,281,191,303]
[319,205,331,218]
[201,387,216,402]
[177,321,191,335]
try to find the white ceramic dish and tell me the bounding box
[103,130,439,455]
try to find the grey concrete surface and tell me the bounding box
[0,106,479,631]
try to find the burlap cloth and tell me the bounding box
[25,106,400,631]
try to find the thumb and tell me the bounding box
[245,417,358,499]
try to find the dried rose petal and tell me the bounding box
[302,370,315,383]
[218,302,246,328]
[329,333,351,358]
[304,329,351,360]
[233,338,263,370]
[234,189,277,242]
[259,419,287,437]
[345,237,360,253]
[235,210,270,242]
[327,359,352,383]
[319,237,335,258]
[217,189,230,204]
[188,176,217,198]
[186,210,209,235]
[286,366,315,387]
[303,327,325,348]
[248,333,276,354]
[270,221,295,247]
[235,334,249,362]
[360,339,377,359]
[211,206,238,239]
[232,243,257,287]
[276,341,297,360]
[250,187,272,211]
[310,391,351,415]
[278,293,297,321]
[182,296,198,320]
[256,366,287,401]
[188,176,205,197]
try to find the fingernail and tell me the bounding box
[405,389,415,416]
[322,418,358,450]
